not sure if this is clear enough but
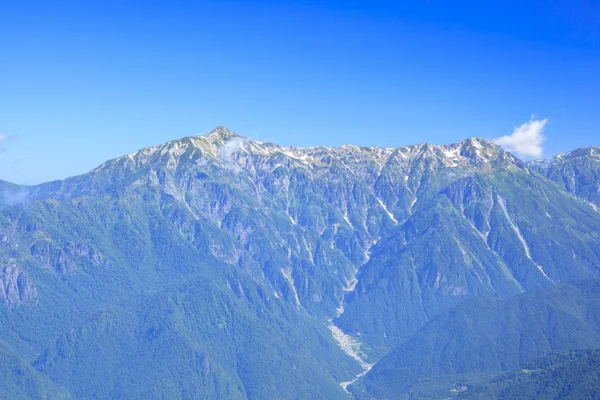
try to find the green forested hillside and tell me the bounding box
[1,127,599,399]
[0,339,71,399]
[34,272,357,399]
[337,168,600,358]
[350,280,600,399]
[0,188,359,399]
[458,349,600,400]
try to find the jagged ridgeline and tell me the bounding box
[1,127,600,399]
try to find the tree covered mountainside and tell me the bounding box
[350,280,600,399]
[1,127,600,399]
[457,348,600,400]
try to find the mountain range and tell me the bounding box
[1,126,600,399]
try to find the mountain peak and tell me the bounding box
[562,146,600,161]
[533,146,600,166]
[96,129,525,182]
[464,136,486,146]
[460,137,498,150]
[203,126,241,142]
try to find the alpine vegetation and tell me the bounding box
[1,127,600,399]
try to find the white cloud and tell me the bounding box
[1,187,33,206]
[493,118,548,159]
[217,137,246,172]
[0,134,8,142]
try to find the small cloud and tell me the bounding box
[0,135,10,153]
[0,133,17,150]
[217,137,246,172]
[493,118,548,159]
[1,187,34,206]
[0,133,16,143]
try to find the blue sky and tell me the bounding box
[1,0,599,184]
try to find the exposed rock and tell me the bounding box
[0,264,37,307]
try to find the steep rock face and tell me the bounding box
[4,128,600,345]
[0,127,599,398]
[0,264,37,307]
[336,158,600,357]
[31,128,536,323]
[530,147,600,208]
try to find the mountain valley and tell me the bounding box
[1,127,600,399]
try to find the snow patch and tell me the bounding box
[375,196,397,223]
[287,213,297,225]
[498,195,555,284]
[536,265,554,283]
[342,213,353,228]
[281,268,301,306]
[409,196,417,213]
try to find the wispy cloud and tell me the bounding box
[1,187,32,206]
[493,118,548,159]
[0,134,13,153]
[0,133,17,144]
[217,137,246,172]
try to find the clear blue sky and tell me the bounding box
[1,0,599,184]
